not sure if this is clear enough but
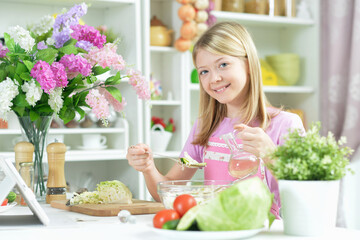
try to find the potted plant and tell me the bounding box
[150,116,175,152]
[267,122,353,236]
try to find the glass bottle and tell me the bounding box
[19,162,34,206]
[221,130,260,180]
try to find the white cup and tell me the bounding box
[47,134,64,145]
[12,136,26,146]
[82,134,107,148]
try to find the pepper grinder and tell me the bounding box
[46,142,67,204]
[14,141,34,171]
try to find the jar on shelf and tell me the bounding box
[19,162,34,206]
[245,0,267,15]
[222,0,245,13]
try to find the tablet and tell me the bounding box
[0,157,50,226]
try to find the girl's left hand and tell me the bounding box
[233,124,276,159]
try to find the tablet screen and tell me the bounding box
[0,158,49,226]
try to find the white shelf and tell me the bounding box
[0,0,135,7]
[212,11,314,27]
[0,128,125,135]
[150,100,182,106]
[1,150,127,162]
[189,84,314,93]
[150,46,177,53]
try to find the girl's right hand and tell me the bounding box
[126,143,155,173]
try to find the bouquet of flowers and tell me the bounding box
[0,3,150,199]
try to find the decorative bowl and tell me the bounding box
[157,179,233,209]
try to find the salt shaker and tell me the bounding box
[14,141,34,204]
[19,162,34,206]
[46,142,67,204]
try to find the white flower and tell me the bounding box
[0,77,19,120]
[48,87,63,114]
[8,25,35,52]
[29,15,54,36]
[46,37,55,46]
[21,79,42,106]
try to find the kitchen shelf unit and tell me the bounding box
[0,0,145,198]
[190,0,320,128]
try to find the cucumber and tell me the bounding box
[162,219,180,230]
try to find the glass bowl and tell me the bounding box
[157,180,233,209]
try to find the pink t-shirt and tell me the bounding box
[180,109,305,217]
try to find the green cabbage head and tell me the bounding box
[196,177,274,231]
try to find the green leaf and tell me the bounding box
[20,72,32,81]
[105,86,122,103]
[23,60,34,72]
[58,45,78,55]
[4,33,15,53]
[36,48,58,64]
[105,72,121,85]
[12,106,25,116]
[0,69,6,81]
[13,94,30,107]
[14,73,23,85]
[63,38,77,46]
[15,62,28,75]
[5,65,16,78]
[75,106,85,120]
[93,66,110,76]
[73,91,88,106]
[29,110,40,121]
[60,107,75,124]
[34,105,52,113]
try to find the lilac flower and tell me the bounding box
[30,60,56,94]
[75,40,93,51]
[59,54,91,79]
[37,41,48,50]
[0,42,9,58]
[71,24,106,49]
[52,3,88,48]
[51,62,68,88]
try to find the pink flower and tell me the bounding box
[0,42,9,58]
[127,69,151,100]
[99,88,127,112]
[71,24,106,49]
[85,89,109,120]
[59,54,92,79]
[51,62,68,88]
[30,60,56,94]
[84,43,125,70]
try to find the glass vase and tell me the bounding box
[17,115,53,202]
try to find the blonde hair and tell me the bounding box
[192,21,277,146]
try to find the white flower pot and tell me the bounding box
[278,180,340,236]
[150,124,172,152]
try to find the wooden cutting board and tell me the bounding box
[51,199,165,216]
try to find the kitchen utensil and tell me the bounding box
[151,152,206,168]
[51,199,164,216]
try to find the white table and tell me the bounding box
[1,203,360,240]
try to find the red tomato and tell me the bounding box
[173,194,197,217]
[1,198,8,206]
[153,209,180,229]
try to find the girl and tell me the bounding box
[127,22,304,218]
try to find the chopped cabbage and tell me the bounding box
[70,180,132,205]
[180,152,207,167]
[97,180,132,204]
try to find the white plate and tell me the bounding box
[151,227,263,240]
[0,202,17,213]
[77,145,107,150]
